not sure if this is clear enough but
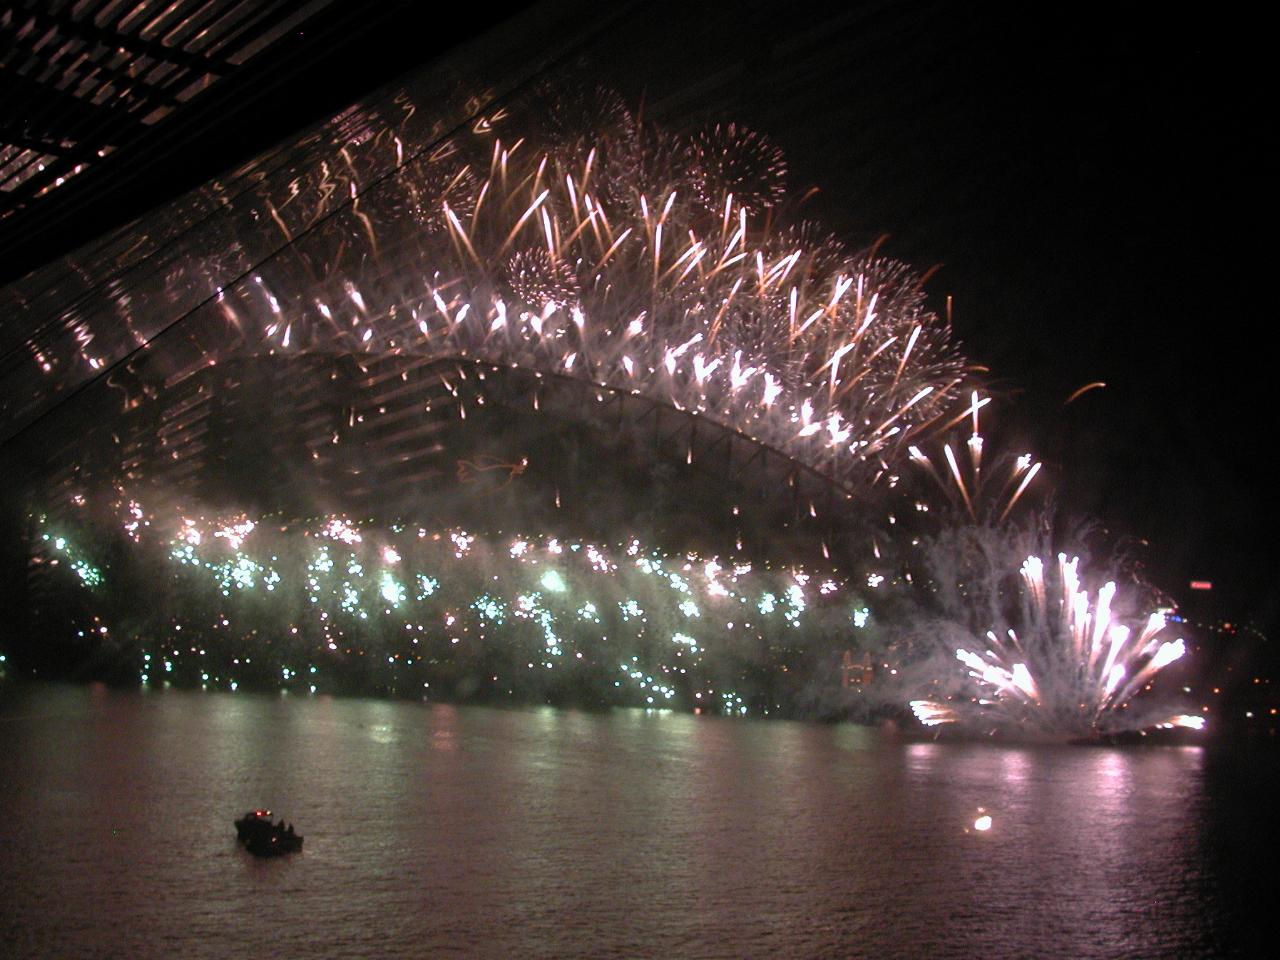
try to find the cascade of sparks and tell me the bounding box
[217,88,968,491]
[30,496,868,715]
[908,551,1204,736]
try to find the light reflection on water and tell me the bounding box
[0,684,1265,958]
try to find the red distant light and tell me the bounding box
[1190,581,1212,591]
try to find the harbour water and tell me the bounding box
[0,683,1272,958]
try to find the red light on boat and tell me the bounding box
[1189,581,1212,591]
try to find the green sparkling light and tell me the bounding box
[35,501,875,716]
[380,572,406,607]
[472,594,506,623]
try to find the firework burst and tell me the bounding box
[903,524,1202,738]
[233,89,969,492]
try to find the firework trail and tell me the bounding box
[905,391,1042,523]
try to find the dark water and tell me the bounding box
[0,684,1273,958]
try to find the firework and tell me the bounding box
[202,89,971,494]
[10,85,1207,736]
[905,391,1042,523]
[904,531,1200,737]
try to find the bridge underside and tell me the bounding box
[11,349,883,573]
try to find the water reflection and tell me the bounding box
[0,685,1249,958]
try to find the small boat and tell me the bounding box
[234,809,303,857]
[234,809,273,841]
